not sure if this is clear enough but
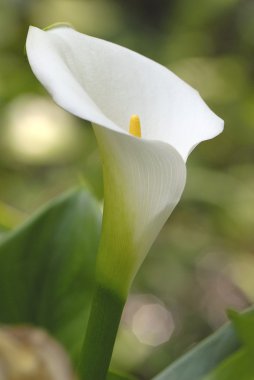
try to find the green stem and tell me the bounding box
[79,284,126,380]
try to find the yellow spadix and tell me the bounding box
[129,115,141,138]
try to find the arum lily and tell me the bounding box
[26,25,223,380]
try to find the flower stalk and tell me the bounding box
[79,284,125,380]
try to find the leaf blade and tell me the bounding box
[153,308,254,380]
[0,188,101,363]
[153,313,250,379]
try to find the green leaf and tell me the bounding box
[228,309,254,358]
[153,308,254,380]
[0,188,101,363]
[107,371,137,380]
[203,349,253,380]
[148,308,254,380]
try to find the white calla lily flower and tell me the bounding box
[26,25,223,296]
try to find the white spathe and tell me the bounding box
[26,26,224,294]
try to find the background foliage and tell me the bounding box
[0,0,254,378]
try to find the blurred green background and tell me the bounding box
[0,0,254,378]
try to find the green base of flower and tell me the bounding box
[78,284,125,380]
